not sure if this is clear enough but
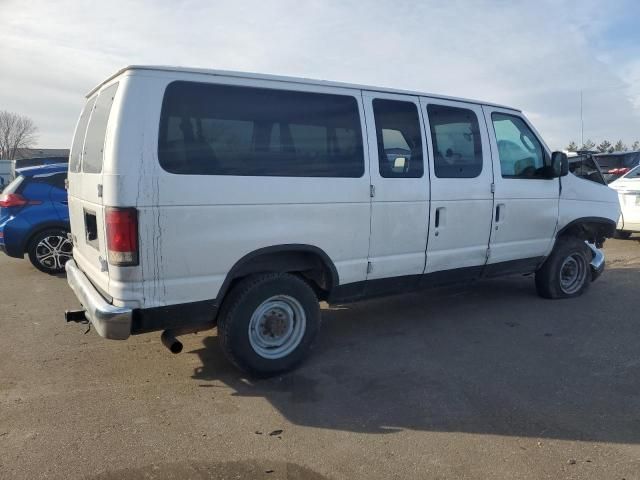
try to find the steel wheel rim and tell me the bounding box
[559,253,587,294]
[248,295,306,359]
[36,235,72,271]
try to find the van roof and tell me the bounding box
[88,65,520,112]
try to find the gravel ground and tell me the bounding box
[1,238,639,479]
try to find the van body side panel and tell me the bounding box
[108,74,370,309]
[557,172,620,238]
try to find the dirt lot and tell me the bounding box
[1,239,639,479]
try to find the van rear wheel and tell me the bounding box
[535,237,591,299]
[217,273,320,377]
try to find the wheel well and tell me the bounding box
[218,245,339,302]
[22,223,70,254]
[556,218,616,247]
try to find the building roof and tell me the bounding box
[15,148,70,160]
[88,65,520,112]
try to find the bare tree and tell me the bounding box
[566,141,578,152]
[0,111,38,160]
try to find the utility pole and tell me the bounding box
[580,90,584,147]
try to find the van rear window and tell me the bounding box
[82,83,119,174]
[69,96,97,173]
[158,81,364,177]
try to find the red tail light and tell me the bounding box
[607,167,630,175]
[105,207,138,266]
[0,193,28,208]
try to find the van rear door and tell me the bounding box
[68,83,119,294]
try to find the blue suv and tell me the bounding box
[0,163,71,274]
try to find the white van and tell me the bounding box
[65,66,619,375]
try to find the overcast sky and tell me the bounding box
[1,0,639,150]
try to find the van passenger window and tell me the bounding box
[83,83,119,174]
[428,104,482,178]
[158,82,364,177]
[491,113,548,179]
[372,99,423,178]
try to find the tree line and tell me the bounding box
[566,139,640,153]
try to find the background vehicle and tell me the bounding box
[593,151,640,183]
[64,66,619,376]
[567,152,606,185]
[0,163,71,274]
[0,160,12,191]
[609,165,640,238]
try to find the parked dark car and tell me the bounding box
[593,151,640,183]
[0,163,70,274]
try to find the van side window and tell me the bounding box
[427,104,482,178]
[158,82,364,177]
[372,99,423,178]
[491,113,548,179]
[69,96,97,173]
[83,83,119,174]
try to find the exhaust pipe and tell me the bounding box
[161,330,183,354]
[65,309,87,323]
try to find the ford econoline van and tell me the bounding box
[65,66,620,376]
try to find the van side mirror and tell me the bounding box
[551,151,569,178]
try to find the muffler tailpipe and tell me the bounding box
[65,309,87,323]
[161,330,183,354]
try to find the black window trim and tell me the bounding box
[157,80,367,179]
[490,111,552,181]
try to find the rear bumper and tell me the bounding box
[65,259,132,340]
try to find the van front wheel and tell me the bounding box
[217,273,320,376]
[535,237,591,299]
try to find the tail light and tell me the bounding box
[0,193,40,208]
[607,167,630,175]
[105,207,138,266]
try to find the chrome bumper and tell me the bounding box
[65,259,132,340]
[586,242,605,280]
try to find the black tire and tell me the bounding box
[217,272,320,377]
[27,228,73,274]
[535,237,592,299]
[614,230,632,240]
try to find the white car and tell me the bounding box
[64,66,620,376]
[610,165,640,238]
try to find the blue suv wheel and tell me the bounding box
[27,228,73,274]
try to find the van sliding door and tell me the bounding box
[362,91,429,289]
[421,98,494,283]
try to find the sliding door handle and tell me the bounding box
[495,204,505,225]
[435,207,445,228]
